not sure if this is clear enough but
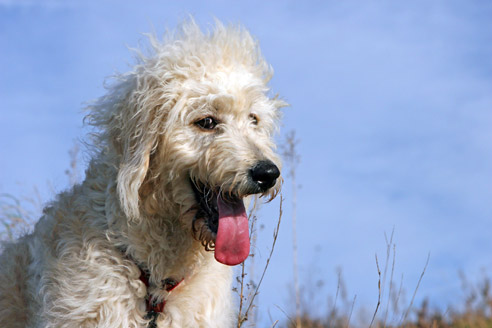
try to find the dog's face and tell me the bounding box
[90,23,285,266]
[156,69,283,265]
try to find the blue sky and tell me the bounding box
[1,0,492,325]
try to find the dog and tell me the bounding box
[0,20,285,327]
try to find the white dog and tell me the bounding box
[0,20,285,328]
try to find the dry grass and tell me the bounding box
[284,243,492,328]
[1,142,81,243]
[0,190,41,242]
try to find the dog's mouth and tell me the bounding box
[190,179,250,266]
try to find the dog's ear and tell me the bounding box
[116,123,154,221]
[113,76,170,221]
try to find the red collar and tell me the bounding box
[120,248,183,317]
[138,269,182,313]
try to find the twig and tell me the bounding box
[381,228,394,302]
[282,130,301,327]
[237,256,248,327]
[370,254,382,328]
[244,197,283,316]
[237,197,260,327]
[238,196,284,327]
[346,295,357,328]
[65,141,80,187]
[383,243,396,327]
[400,252,430,324]
[391,274,404,324]
[328,271,342,328]
[274,304,296,328]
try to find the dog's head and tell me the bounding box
[88,20,286,265]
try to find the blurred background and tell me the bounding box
[1,1,491,326]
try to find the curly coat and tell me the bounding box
[0,20,284,328]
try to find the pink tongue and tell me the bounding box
[214,196,250,266]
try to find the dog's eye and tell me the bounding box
[249,113,259,125]
[195,117,218,130]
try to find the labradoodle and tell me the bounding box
[0,20,285,328]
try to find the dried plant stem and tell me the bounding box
[291,166,301,327]
[346,295,357,328]
[391,274,404,324]
[248,222,258,325]
[237,197,283,327]
[401,252,430,324]
[383,243,396,327]
[244,198,283,316]
[282,130,301,327]
[65,142,80,187]
[328,272,341,328]
[370,254,382,328]
[275,304,296,327]
[381,229,395,301]
[237,197,259,327]
[237,258,248,327]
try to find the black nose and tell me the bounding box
[250,160,280,191]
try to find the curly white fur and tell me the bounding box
[0,19,285,328]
